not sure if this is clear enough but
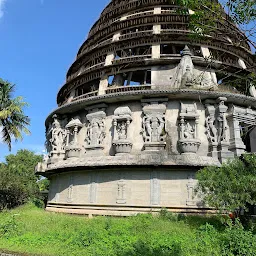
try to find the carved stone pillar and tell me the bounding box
[227,117,246,156]
[227,104,256,156]
[150,171,160,205]
[141,98,168,151]
[178,102,201,154]
[112,106,133,155]
[65,117,83,159]
[85,104,107,155]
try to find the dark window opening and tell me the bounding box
[109,70,151,87]
[75,79,100,97]
[242,125,256,153]
[161,44,185,55]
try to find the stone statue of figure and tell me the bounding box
[49,116,67,152]
[181,66,194,87]
[217,113,228,143]
[143,114,165,142]
[86,118,106,146]
[206,115,218,143]
[184,122,194,139]
[117,121,127,140]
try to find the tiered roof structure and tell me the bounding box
[36,0,256,216]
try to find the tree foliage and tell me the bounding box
[0,79,30,150]
[177,0,256,49]
[174,0,256,93]
[196,154,256,214]
[0,149,43,210]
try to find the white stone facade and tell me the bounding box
[36,0,256,216]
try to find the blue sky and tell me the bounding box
[0,0,109,160]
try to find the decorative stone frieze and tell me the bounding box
[186,174,197,206]
[116,179,126,204]
[113,106,133,155]
[205,97,234,162]
[85,104,107,155]
[141,98,168,151]
[38,0,256,216]
[178,102,201,154]
[65,117,83,158]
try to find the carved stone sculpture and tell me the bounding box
[205,103,218,159]
[205,98,234,162]
[65,117,83,158]
[113,106,133,155]
[174,45,195,88]
[141,99,168,151]
[48,114,67,161]
[179,102,201,154]
[85,104,107,155]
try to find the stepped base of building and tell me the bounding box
[45,167,215,216]
[46,204,214,217]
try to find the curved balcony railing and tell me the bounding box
[112,55,152,65]
[67,62,105,82]
[119,30,153,41]
[106,85,152,94]
[71,91,99,102]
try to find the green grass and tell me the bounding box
[0,204,256,256]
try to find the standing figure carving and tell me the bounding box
[178,102,201,154]
[49,115,67,153]
[142,114,165,143]
[217,100,229,143]
[85,104,107,155]
[184,122,195,139]
[86,118,106,147]
[117,121,127,140]
[205,98,233,162]
[205,114,218,143]
[141,99,167,151]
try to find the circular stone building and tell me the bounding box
[36,0,256,216]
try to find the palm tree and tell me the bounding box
[0,78,30,150]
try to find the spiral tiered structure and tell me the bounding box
[36,0,256,216]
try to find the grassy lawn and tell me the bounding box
[0,204,255,256]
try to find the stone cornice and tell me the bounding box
[46,89,256,125]
[37,153,220,176]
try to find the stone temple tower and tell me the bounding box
[36,0,256,215]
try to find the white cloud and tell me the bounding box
[0,0,6,19]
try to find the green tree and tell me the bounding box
[0,149,43,210]
[174,0,256,93]
[196,154,256,216]
[177,0,256,49]
[0,79,30,150]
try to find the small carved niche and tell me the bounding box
[116,179,126,204]
[178,102,201,154]
[141,98,168,151]
[112,106,133,155]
